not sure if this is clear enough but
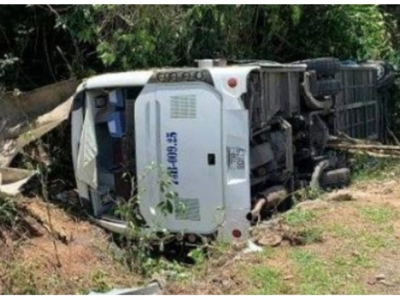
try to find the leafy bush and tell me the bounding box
[51,5,399,71]
[0,196,18,230]
[111,163,185,277]
[350,152,400,181]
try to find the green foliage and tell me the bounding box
[0,196,18,229]
[2,262,40,294]
[351,153,400,181]
[49,4,400,72]
[288,249,333,294]
[249,266,290,294]
[283,5,395,61]
[112,163,187,277]
[53,5,186,70]
[0,54,19,85]
[358,206,397,224]
[187,247,206,266]
[297,227,324,244]
[0,5,398,89]
[283,209,317,226]
[91,270,113,293]
[293,186,324,204]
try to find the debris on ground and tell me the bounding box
[257,233,283,247]
[250,218,310,247]
[379,280,395,287]
[368,274,395,287]
[328,131,400,158]
[242,240,263,254]
[295,199,329,210]
[326,190,354,202]
[88,280,163,295]
[381,180,397,194]
[232,240,247,251]
[0,167,36,196]
[376,274,386,281]
[54,189,80,204]
[0,79,78,196]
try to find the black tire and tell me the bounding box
[364,60,396,90]
[377,62,396,90]
[365,60,394,81]
[377,71,396,90]
[297,57,341,78]
[312,79,341,97]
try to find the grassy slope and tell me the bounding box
[166,157,400,295]
[1,155,400,294]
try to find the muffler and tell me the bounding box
[246,185,288,222]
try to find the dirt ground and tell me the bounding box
[166,178,400,295]
[0,197,142,294]
[2,173,400,294]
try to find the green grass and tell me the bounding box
[249,266,291,294]
[352,154,400,182]
[355,206,398,250]
[363,233,396,250]
[283,209,317,227]
[358,206,397,224]
[331,232,376,269]
[255,246,279,260]
[330,223,359,239]
[0,196,18,228]
[281,201,399,294]
[226,181,400,296]
[288,249,366,294]
[288,249,332,294]
[329,210,397,259]
[333,250,373,269]
[297,227,324,244]
[1,261,41,294]
[214,195,400,295]
[91,270,114,293]
[293,187,327,205]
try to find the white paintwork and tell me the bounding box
[219,109,250,240]
[208,66,258,104]
[134,80,251,240]
[135,82,225,234]
[76,70,153,93]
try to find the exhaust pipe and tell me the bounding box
[247,197,267,222]
[246,185,288,222]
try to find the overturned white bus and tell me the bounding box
[70,58,396,242]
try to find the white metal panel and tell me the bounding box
[219,109,251,241]
[209,66,258,102]
[76,71,153,93]
[134,85,161,227]
[135,83,224,234]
